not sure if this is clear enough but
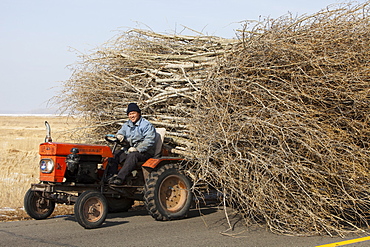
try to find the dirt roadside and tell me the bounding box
[0,202,146,222]
[0,205,74,222]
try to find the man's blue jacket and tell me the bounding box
[116,117,156,156]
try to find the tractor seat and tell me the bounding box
[135,128,166,168]
[153,128,166,158]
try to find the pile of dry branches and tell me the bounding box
[59,29,235,149]
[190,2,370,236]
[59,2,370,236]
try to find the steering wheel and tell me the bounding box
[105,134,129,147]
[105,134,119,143]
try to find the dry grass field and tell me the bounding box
[0,115,79,221]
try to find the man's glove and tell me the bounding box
[116,134,124,142]
[128,147,138,153]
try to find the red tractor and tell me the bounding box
[24,121,194,228]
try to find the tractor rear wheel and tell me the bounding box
[144,163,192,221]
[24,188,55,220]
[74,191,108,229]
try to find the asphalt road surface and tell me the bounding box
[0,207,369,247]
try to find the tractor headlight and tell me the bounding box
[40,159,54,173]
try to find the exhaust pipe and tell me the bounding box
[44,121,52,142]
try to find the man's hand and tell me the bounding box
[116,134,125,142]
[128,147,138,153]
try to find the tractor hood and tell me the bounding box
[39,142,113,157]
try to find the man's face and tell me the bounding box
[128,111,141,123]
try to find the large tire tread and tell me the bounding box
[144,163,192,221]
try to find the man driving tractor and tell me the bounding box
[25,102,195,229]
[108,103,156,185]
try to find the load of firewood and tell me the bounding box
[58,28,235,152]
[58,2,370,236]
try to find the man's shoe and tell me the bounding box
[108,175,123,185]
[107,174,117,182]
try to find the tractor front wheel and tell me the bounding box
[144,163,193,221]
[24,188,55,220]
[74,191,108,229]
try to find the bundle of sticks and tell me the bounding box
[58,2,370,236]
[59,28,235,152]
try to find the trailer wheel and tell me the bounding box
[74,191,108,229]
[106,197,134,213]
[144,163,192,221]
[24,188,55,220]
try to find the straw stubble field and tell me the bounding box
[0,115,78,221]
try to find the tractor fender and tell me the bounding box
[141,157,184,181]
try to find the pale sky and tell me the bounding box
[0,0,362,114]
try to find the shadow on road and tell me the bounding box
[107,205,219,220]
[187,206,219,219]
[58,205,220,229]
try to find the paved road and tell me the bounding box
[0,207,369,247]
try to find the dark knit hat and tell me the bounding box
[126,103,141,115]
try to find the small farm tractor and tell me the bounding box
[24,121,196,229]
